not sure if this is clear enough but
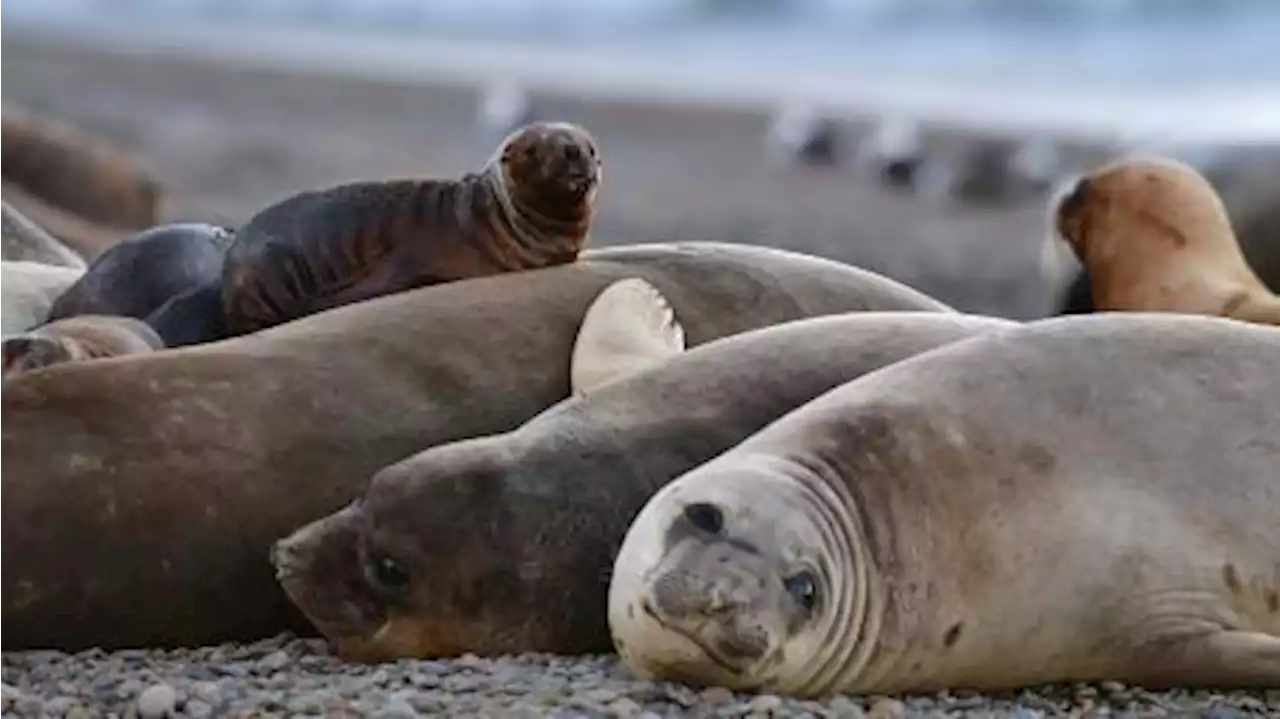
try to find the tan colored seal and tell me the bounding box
[1,200,86,269]
[2,241,952,652]
[1,260,85,335]
[2,315,164,379]
[220,120,603,336]
[1047,156,1280,325]
[1,104,164,257]
[610,312,1280,696]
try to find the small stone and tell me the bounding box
[188,681,220,706]
[372,695,421,719]
[607,698,643,718]
[257,650,290,672]
[43,696,80,716]
[867,697,905,719]
[749,694,784,713]
[66,708,95,719]
[701,687,735,706]
[1,683,24,711]
[183,700,213,719]
[826,696,866,719]
[136,682,178,719]
[1100,681,1126,694]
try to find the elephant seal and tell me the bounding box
[1,105,164,256]
[1,201,86,269]
[1,261,85,335]
[1045,156,1280,324]
[271,309,1014,661]
[2,241,952,651]
[220,120,602,336]
[46,223,232,323]
[609,312,1280,697]
[2,315,164,378]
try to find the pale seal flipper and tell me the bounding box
[1049,155,1280,324]
[610,313,1280,696]
[2,314,164,378]
[1,201,86,269]
[570,278,687,396]
[1,260,85,335]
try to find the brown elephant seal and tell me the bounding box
[2,315,164,378]
[1,201,86,269]
[271,308,1014,662]
[46,223,232,323]
[609,312,1280,697]
[2,241,952,651]
[1,105,164,256]
[1,261,85,335]
[1045,156,1280,324]
[219,120,603,336]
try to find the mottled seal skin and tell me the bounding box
[1,261,85,335]
[1045,156,1280,324]
[143,281,229,348]
[271,311,1014,662]
[2,241,952,651]
[1,201,87,269]
[610,313,1280,697]
[0,105,164,256]
[220,121,603,336]
[2,315,164,379]
[45,223,233,323]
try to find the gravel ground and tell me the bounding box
[3,635,1278,718]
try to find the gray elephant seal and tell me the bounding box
[2,315,164,379]
[3,241,951,651]
[271,308,1013,662]
[609,312,1280,697]
[1,261,85,335]
[1,200,86,269]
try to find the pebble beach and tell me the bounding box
[5,9,1280,719]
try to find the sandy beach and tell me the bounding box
[4,27,1280,719]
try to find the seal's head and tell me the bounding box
[490,121,602,225]
[608,456,848,694]
[2,334,76,378]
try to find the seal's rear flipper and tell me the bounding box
[1130,630,1280,688]
[570,277,686,397]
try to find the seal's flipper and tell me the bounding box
[571,277,686,397]
[1130,630,1280,688]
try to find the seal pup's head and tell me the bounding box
[1046,155,1273,317]
[486,120,602,227]
[271,278,687,661]
[2,314,164,378]
[609,453,862,695]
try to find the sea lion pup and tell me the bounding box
[45,223,233,323]
[2,315,164,378]
[219,120,603,336]
[609,313,1280,697]
[1,200,87,269]
[143,282,229,348]
[2,241,952,651]
[1,105,164,253]
[1,261,85,335]
[271,308,1014,661]
[1046,155,1280,324]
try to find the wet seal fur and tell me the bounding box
[1043,156,1280,324]
[271,310,1014,661]
[609,312,1280,697]
[1,201,87,269]
[1,104,164,257]
[3,315,164,379]
[1,261,85,335]
[46,223,233,323]
[2,241,952,651]
[219,121,603,336]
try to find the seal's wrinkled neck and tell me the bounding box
[479,155,589,269]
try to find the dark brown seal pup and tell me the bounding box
[271,310,1014,661]
[2,241,952,651]
[2,315,164,378]
[1,200,86,269]
[143,282,229,348]
[219,120,603,336]
[46,223,232,323]
[1,105,164,256]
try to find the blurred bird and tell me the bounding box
[855,116,928,190]
[765,104,842,168]
[476,82,536,140]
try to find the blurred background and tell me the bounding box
[5,0,1280,319]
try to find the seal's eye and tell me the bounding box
[368,553,411,591]
[783,570,819,614]
[683,502,724,535]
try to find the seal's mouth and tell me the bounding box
[639,598,756,677]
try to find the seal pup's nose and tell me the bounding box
[1056,175,1091,219]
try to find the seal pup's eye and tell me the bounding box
[783,570,819,614]
[367,553,411,592]
[683,502,724,535]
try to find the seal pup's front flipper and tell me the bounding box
[570,277,686,397]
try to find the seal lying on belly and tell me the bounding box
[2,241,951,651]
[609,312,1280,697]
[271,308,1014,662]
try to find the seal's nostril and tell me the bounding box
[563,144,582,162]
[1059,176,1090,218]
[683,502,724,535]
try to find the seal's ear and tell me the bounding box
[570,277,686,397]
